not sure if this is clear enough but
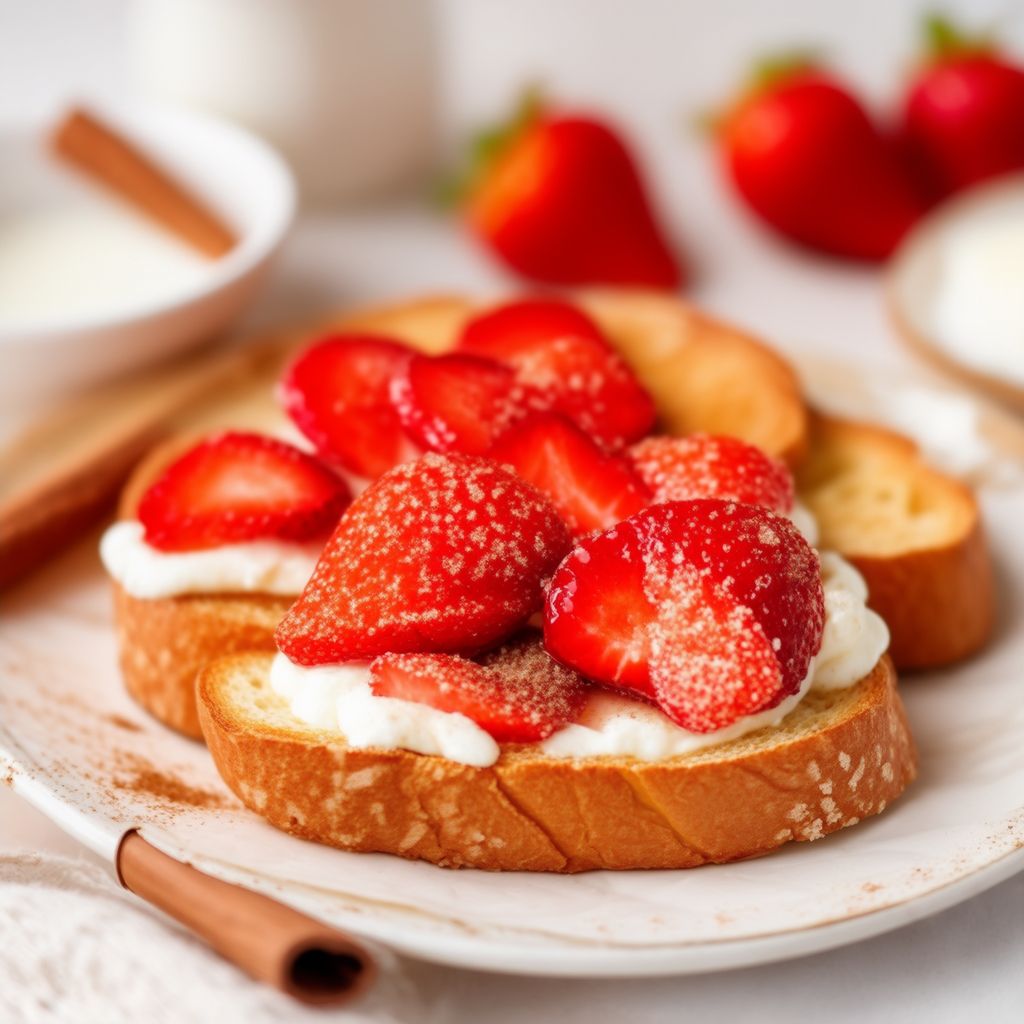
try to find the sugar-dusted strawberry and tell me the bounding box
[647,568,787,733]
[488,412,650,539]
[716,61,924,261]
[276,453,571,665]
[900,14,1024,200]
[458,298,656,447]
[544,516,655,694]
[370,636,588,743]
[138,431,351,552]
[455,96,683,288]
[279,334,414,480]
[390,352,549,456]
[544,500,824,729]
[629,433,794,513]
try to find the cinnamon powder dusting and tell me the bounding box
[113,755,226,809]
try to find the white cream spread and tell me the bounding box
[269,656,500,767]
[269,551,888,767]
[100,520,321,599]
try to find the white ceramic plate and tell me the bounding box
[2,368,1023,978]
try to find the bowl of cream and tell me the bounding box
[888,173,1024,411]
[0,102,295,407]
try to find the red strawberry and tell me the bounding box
[629,434,793,513]
[138,431,350,552]
[458,97,683,288]
[276,453,571,665]
[489,412,650,539]
[389,352,549,456]
[646,567,789,733]
[544,500,824,729]
[717,61,925,260]
[544,516,653,693]
[279,334,414,480]
[370,637,588,743]
[459,298,656,447]
[900,14,1024,200]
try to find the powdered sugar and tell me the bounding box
[276,453,571,665]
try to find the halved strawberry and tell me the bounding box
[544,517,655,694]
[647,568,786,733]
[488,412,650,539]
[629,434,794,512]
[544,500,824,729]
[390,352,548,456]
[276,453,571,665]
[138,431,350,552]
[370,636,588,743]
[458,298,656,447]
[279,334,414,480]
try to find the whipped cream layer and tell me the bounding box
[100,520,322,599]
[270,552,888,767]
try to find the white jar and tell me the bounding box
[127,0,438,206]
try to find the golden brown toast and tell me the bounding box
[198,653,914,872]
[798,414,994,668]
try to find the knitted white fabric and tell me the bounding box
[0,851,434,1024]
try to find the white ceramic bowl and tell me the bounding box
[0,102,295,404]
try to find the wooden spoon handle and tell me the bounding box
[117,832,376,1006]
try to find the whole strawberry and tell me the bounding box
[456,95,684,288]
[717,59,925,261]
[900,14,1024,199]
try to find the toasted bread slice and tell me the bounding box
[113,583,290,738]
[797,415,994,668]
[198,653,914,872]
[109,436,295,739]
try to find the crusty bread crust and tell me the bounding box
[798,415,994,668]
[113,583,291,738]
[198,654,914,872]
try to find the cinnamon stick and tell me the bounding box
[51,106,237,258]
[117,832,376,1006]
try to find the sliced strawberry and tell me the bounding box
[488,412,650,539]
[544,517,656,695]
[629,434,794,513]
[370,637,588,743]
[390,352,549,456]
[138,431,350,552]
[458,298,656,447]
[279,334,414,480]
[648,568,786,733]
[544,499,824,728]
[276,453,571,665]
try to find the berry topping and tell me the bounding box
[390,352,547,456]
[488,412,650,539]
[647,570,787,732]
[276,453,571,665]
[458,297,656,447]
[544,499,824,730]
[138,431,350,552]
[279,334,414,480]
[370,636,588,743]
[629,434,794,513]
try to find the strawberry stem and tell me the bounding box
[435,85,547,208]
[750,50,821,91]
[923,12,994,59]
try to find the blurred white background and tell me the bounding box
[2,0,1020,363]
